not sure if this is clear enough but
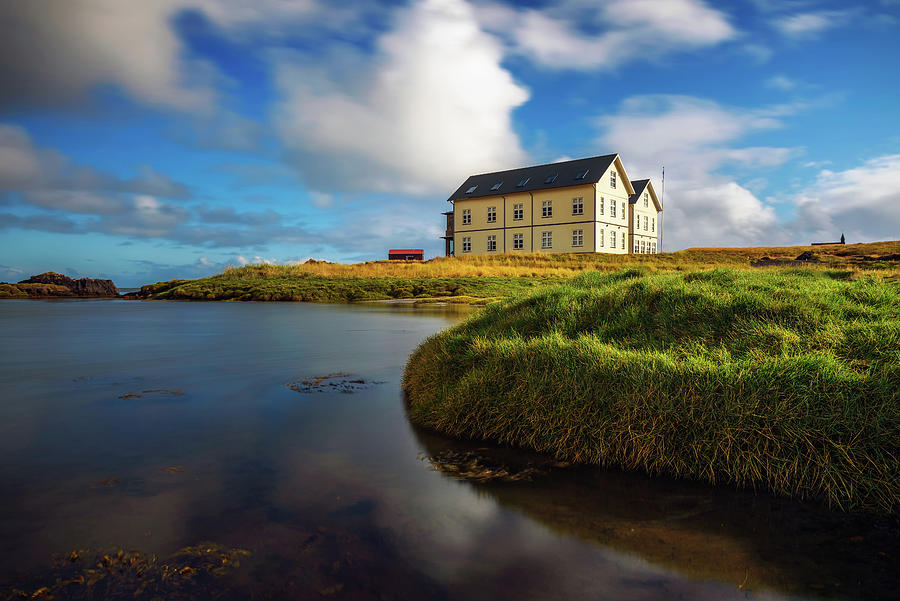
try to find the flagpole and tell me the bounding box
[659,166,665,253]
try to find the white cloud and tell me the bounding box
[765,75,798,90]
[773,10,855,38]
[273,0,530,195]
[596,95,802,249]
[789,154,900,243]
[479,0,736,71]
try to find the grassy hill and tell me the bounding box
[129,240,899,303]
[403,267,900,513]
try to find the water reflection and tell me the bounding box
[411,426,900,601]
[0,299,896,601]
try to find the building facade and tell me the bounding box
[443,155,662,256]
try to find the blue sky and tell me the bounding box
[1,0,898,286]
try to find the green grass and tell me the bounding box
[127,241,899,304]
[131,274,558,303]
[402,268,900,513]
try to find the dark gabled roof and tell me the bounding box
[628,179,650,204]
[447,154,618,202]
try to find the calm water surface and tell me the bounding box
[0,299,896,600]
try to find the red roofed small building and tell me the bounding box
[388,249,424,261]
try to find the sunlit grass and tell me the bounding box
[133,241,899,302]
[402,268,900,513]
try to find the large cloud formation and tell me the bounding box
[274,0,530,195]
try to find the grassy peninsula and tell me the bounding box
[129,241,899,303]
[402,268,900,513]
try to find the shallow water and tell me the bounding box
[0,299,896,600]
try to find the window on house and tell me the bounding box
[513,203,523,220]
[641,240,646,254]
[610,201,616,218]
[462,237,471,253]
[599,229,605,247]
[490,182,502,191]
[644,215,648,231]
[610,230,616,247]
[622,202,625,219]
[513,233,523,249]
[542,200,552,218]
[652,217,655,232]
[644,193,648,207]
[462,208,471,225]
[652,242,657,253]
[572,229,583,247]
[634,242,640,253]
[599,197,604,215]
[575,169,589,180]
[635,215,640,229]
[610,171,616,188]
[517,177,530,187]
[465,185,477,194]
[621,234,625,249]
[544,174,558,184]
[541,231,552,249]
[487,235,497,251]
[487,206,496,223]
[572,197,583,215]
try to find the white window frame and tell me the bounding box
[542,200,552,218]
[634,242,640,253]
[651,217,655,232]
[487,234,497,251]
[599,197,604,215]
[462,236,471,253]
[644,215,648,231]
[621,233,625,250]
[622,202,626,220]
[610,201,616,218]
[641,240,646,254]
[487,206,496,223]
[572,197,583,215]
[513,233,523,249]
[599,229,604,247]
[572,229,583,247]
[462,208,471,225]
[609,230,616,247]
[644,193,648,208]
[652,242,656,253]
[541,231,552,249]
[513,203,523,221]
[610,170,616,188]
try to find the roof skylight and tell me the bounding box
[544,174,557,184]
[490,182,502,191]
[516,177,530,187]
[575,169,589,180]
[465,185,478,194]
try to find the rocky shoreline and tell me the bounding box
[0,272,119,299]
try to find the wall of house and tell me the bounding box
[451,175,635,256]
[629,187,660,254]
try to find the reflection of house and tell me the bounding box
[388,249,424,261]
[442,155,662,256]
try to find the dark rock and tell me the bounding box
[18,272,119,297]
[794,251,819,262]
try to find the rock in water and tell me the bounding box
[18,272,119,297]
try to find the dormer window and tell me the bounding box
[490,182,502,191]
[575,169,589,180]
[517,177,530,187]
[544,174,557,184]
[610,171,616,188]
[643,193,648,207]
[465,185,477,194]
